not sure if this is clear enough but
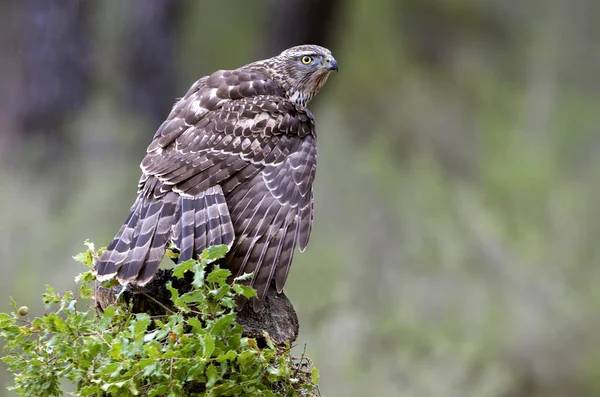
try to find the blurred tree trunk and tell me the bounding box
[398,0,511,70]
[0,2,19,162]
[263,0,341,56]
[124,0,183,132]
[17,0,92,163]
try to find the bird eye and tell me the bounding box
[301,56,313,64]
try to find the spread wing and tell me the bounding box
[139,67,317,309]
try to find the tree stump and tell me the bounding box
[93,269,299,346]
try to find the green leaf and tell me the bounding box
[237,351,255,365]
[233,272,254,282]
[144,330,159,342]
[148,385,170,396]
[267,365,283,381]
[203,334,215,359]
[192,266,206,288]
[211,312,236,335]
[109,342,122,360]
[311,367,320,385]
[73,240,95,268]
[132,313,151,336]
[79,385,99,395]
[51,313,67,332]
[9,297,17,313]
[173,259,195,278]
[74,270,95,284]
[128,380,140,395]
[205,364,218,388]
[166,282,179,301]
[0,312,12,326]
[186,362,205,381]
[212,285,230,301]
[99,305,116,330]
[201,245,229,262]
[144,341,162,359]
[72,251,88,265]
[188,317,203,333]
[216,350,237,363]
[167,282,190,312]
[233,284,257,299]
[179,289,205,304]
[100,279,120,289]
[83,239,96,253]
[206,267,232,284]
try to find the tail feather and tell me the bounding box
[94,208,138,280]
[118,199,164,283]
[178,196,195,262]
[201,185,235,250]
[205,189,222,246]
[193,192,208,255]
[217,193,235,246]
[136,193,179,282]
[94,180,235,286]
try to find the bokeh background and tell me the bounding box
[1,0,600,396]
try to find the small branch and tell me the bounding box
[131,286,175,315]
[293,344,308,378]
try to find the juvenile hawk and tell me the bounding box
[94,45,338,310]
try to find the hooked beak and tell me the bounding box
[324,57,339,72]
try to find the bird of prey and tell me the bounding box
[93,45,338,311]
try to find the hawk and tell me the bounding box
[93,45,338,311]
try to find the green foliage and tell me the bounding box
[0,241,319,396]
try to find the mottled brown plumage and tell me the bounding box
[93,45,337,311]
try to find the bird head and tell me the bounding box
[262,44,338,106]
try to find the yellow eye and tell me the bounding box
[301,56,313,64]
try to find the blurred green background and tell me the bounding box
[1,0,600,396]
